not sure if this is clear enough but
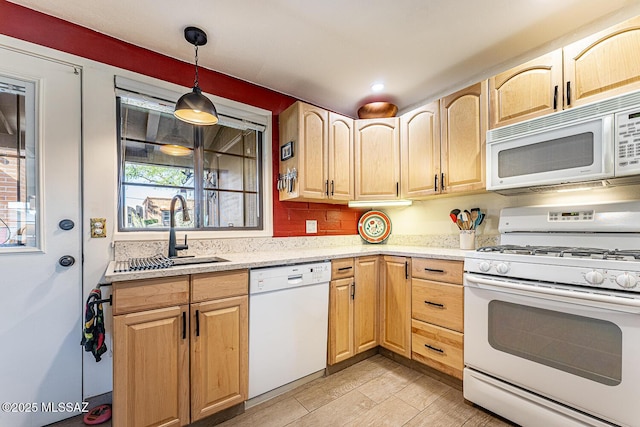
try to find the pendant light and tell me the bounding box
[174,26,219,126]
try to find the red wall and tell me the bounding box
[0,1,362,237]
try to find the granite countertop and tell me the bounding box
[103,245,472,283]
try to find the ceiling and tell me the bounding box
[8,0,640,117]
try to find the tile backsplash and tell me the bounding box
[113,233,499,260]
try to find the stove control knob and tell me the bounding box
[479,261,491,272]
[615,273,637,289]
[585,270,604,285]
[496,263,510,275]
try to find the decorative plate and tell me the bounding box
[358,210,392,244]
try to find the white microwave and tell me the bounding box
[486,91,640,194]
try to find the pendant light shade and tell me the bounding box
[174,26,219,126]
[174,86,218,125]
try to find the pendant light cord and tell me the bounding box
[193,44,200,88]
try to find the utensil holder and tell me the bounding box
[459,230,476,250]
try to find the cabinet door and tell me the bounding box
[564,16,640,108]
[328,112,354,201]
[328,277,354,364]
[354,256,379,354]
[279,101,328,200]
[440,82,487,194]
[400,101,441,198]
[191,295,248,421]
[113,306,189,427]
[379,256,411,358]
[354,117,401,200]
[489,49,563,129]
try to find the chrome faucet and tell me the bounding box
[168,194,190,258]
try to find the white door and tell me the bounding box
[0,47,82,426]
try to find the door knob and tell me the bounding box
[59,219,75,230]
[59,255,76,267]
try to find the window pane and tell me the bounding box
[244,157,257,192]
[0,79,36,249]
[122,185,194,229]
[204,190,247,228]
[244,193,258,227]
[203,126,244,155]
[204,152,243,191]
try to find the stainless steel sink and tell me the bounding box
[171,256,229,266]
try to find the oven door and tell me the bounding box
[464,273,640,427]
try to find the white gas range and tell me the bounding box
[463,201,640,427]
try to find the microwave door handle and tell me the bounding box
[465,274,640,313]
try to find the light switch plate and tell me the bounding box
[306,220,317,234]
[90,218,106,238]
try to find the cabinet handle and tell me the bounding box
[337,266,353,271]
[424,267,445,273]
[325,180,329,196]
[566,81,571,106]
[424,343,444,354]
[195,310,200,337]
[434,174,438,192]
[424,300,445,309]
[405,261,409,279]
[331,180,335,196]
[351,283,355,300]
[396,182,399,198]
[440,173,445,191]
[182,312,186,340]
[553,85,558,110]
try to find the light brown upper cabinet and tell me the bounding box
[490,15,640,129]
[354,117,401,200]
[279,101,354,203]
[400,101,441,198]
[489,49,563,129]
[440,82,488,194]
[564,15,640,108]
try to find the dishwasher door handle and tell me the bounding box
[288,274,303,285]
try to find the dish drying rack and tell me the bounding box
[114,254,174,272]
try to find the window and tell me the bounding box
[0,77,37,249]
[117,82,265,232]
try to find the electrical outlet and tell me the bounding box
[306,220,317,234]
[90,218,106,238]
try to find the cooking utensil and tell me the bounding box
[470,210,479,229]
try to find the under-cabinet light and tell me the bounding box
[348,200,412,208]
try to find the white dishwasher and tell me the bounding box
[248,261,331,400]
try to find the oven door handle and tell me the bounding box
[465,274,640,313]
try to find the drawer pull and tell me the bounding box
[424,268,445,273]
[424,343,444,354]
[337,266,353,271]
[424,300,445,308]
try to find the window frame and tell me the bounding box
[113,76,273,240]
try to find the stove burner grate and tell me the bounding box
[477,245,640,261]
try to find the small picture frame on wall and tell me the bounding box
[281,141,294,161]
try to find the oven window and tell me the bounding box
[498,132,594,178]
[488,301,621,386]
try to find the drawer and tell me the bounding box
[411,319,463,380]
[331,258,355,280]
[113,276,190,315]
[191,269,248,302]
[412,279,463,332]
[412,258,463,284]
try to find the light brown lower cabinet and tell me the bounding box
[328,256,379,364]
[113,271,248,427]
[379,256,412,358]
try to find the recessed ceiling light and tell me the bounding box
[371,83,385,92]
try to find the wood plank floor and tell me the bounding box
[50,354,515,427]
